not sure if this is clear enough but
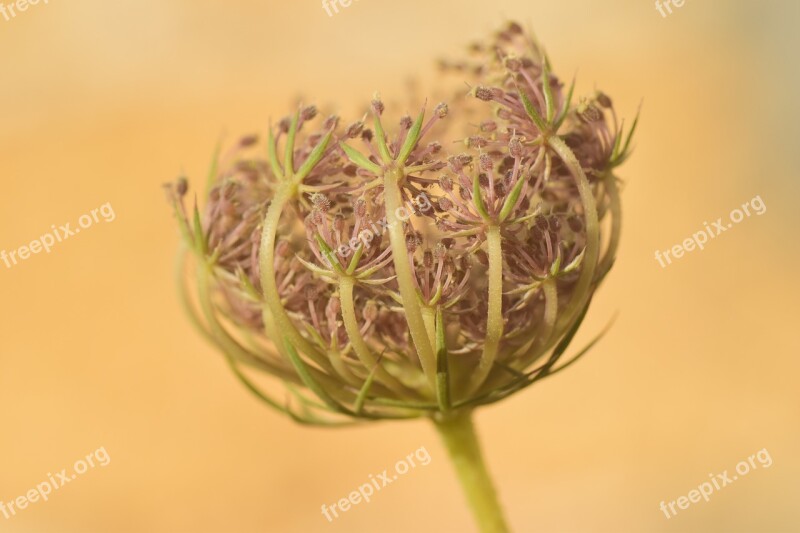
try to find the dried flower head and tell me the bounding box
[168,22,638,427]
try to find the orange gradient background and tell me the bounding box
[1,0,798,532]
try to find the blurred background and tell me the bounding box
[1,0,798,531]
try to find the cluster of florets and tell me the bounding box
[167,21,636,424]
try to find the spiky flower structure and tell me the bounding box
[168,22,636,532]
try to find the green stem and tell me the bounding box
[522,277,558,364]
[546,136,600,332]
[258,183,329,369]
[470,225,503,393]
[598,171,621,279]
[339,276,408,395]
[382,165,437,388]
[421,305,437,352]
[433,410,510,533]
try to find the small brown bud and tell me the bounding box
[221,181,237,200]
[345,121,364,138]
[480,120,498,133]
[333,214,345,232]
[474,86,495,101]
[504,56,523,72]
[371,97,385,116]
[507,21,524,34]
[305,285,319,299]
[457,154,473,165]
[567,215,583,232]
[480,154,493,171]
[176,177,188,196]
[423,249,434,269]
[354,198,367,218]
[300,105,318,121]
[596,92,613,108]
[508,137,523,158]
[362,300,379,322]
[239,135,258,148]
[439,175,454,192]
[311,193,331,212]
[434,242,447,260]
[582,106,602,123]
[322,115,339,130]
[467,136,488,149]
[405,231,422,252]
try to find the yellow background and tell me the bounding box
[1,0,798,531]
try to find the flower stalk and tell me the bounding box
[167,20,638,532]
[433,410,509,533]
[382,164,438,388]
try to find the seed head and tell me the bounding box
[171,21,635,425]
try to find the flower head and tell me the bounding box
[168,21,637,425]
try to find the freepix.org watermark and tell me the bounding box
[318,192,432,268]
[0,0,50,22]
[659,448,773,519]
[1,447,111,520]
[654,195,766,268]
[321,446,431,522]
[1,202,115,270]
[321,0,360,17]
[655,0,686,18]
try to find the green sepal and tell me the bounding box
[435,307,451,412]
[518,87,548,134]
[354,354,383,415]
[498,173,527,222]
[295,129,333,182]
[282,337,352,415]
[372,114,393,163]
[396,106,426,164]
[472,171,490,221]
[554,76,576,131]
[192,201,208,255]
[267,122,284,179]
[283,111,299,175]
[314,234,345,276]
[541,56,556,122]
[346,243,365,275]
[340,142,382,175]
